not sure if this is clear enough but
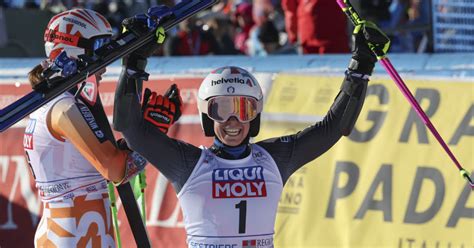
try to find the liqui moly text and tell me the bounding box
[212,166,267,198]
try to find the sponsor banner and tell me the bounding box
[258,74,473,247]
[0,77,214,248]
[0,72,275,247]
[2,72,471,248]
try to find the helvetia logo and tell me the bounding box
[211,77,253,87]
[212,166,267,198]
[211,77,244,85]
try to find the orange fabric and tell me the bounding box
[35,194,115,248]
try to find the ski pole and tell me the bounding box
[139,171,147,224]
[336,0,473,189]
[108,183,123,248]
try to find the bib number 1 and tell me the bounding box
[235,200,247,233]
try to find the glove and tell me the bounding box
[115,151,147,186]
[163,83,183,121]
[114,138,147,186]
[122,5,172,71]
[142,84,183,133]
[349,21,390,76]
[41,51,78,79]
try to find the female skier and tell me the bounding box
[24,9,151,247]
[114,9,390,248]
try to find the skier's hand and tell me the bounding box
[122,5,172,36]
[349,21,390,75]
[42,51,78,79]
[163,84,183,122]
[114,151,147,186]
[122,5,172,71]
[122,5,171,57]
[114,139,147,185]
[142,84,183,133]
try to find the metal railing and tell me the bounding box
[432,0,474,52]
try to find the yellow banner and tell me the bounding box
[257,74,474,247]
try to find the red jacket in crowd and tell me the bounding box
[282,0,350,54]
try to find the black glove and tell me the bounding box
[349,21,390,76]
[163,84,183,122]
[122,5,172,71]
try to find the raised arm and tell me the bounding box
[113,59,202,191]
[113,8,202,192]
[258,21,390,183]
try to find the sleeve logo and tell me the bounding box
[212,166,267,198]
[77,103,107,143]
[80,79,98,106]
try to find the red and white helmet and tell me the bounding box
[198,66,263,137]
[44,8,113,60]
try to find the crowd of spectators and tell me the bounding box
[0,0,432,56]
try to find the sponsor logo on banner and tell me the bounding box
[265,74,474,246]
[212,166,267,198]
[23,119,36,149]
[277,167,306,215]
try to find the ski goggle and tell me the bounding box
[92,36,112,51]
[205,96,261,123]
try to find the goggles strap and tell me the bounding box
[44,29,101,51]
